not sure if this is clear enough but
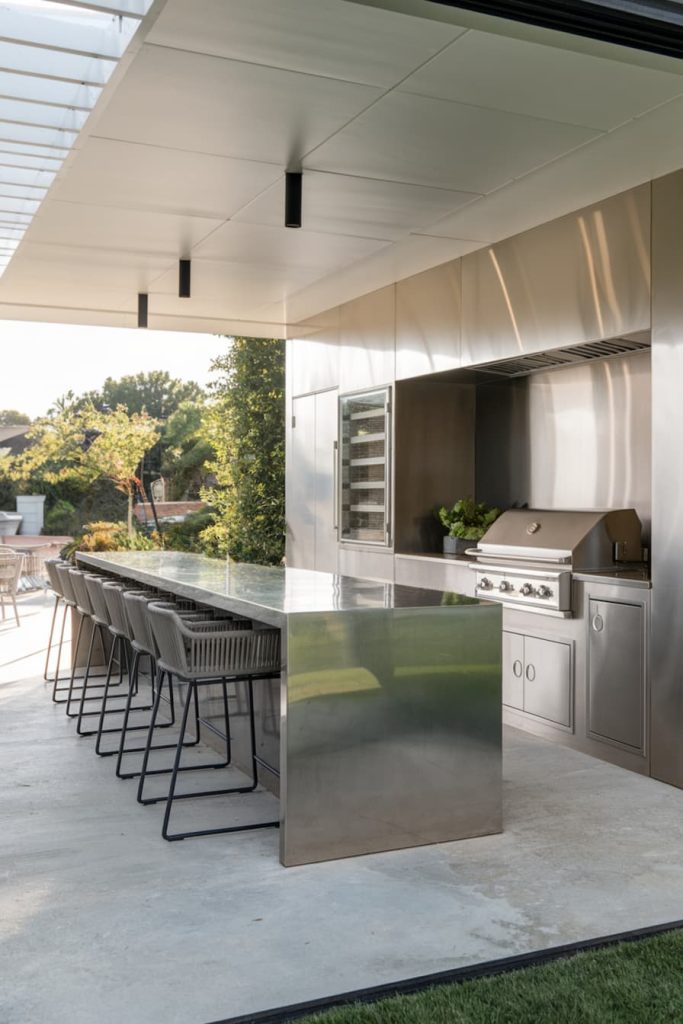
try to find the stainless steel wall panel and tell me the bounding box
[338,545,395,581]
[282,602,502,865]
[395,379,475,554]
[395,261,461,379]
[475,351,652,542]
[651,171,683,788]
[339,285,395,392]
[461,185,651,365]
[289,306,340,397]
[394,554,476,597]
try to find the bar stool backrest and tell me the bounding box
[102,581,134,640]
[45,558,64,597]
[123,590,160,657]
[147,603,280,680]
[68,569,94,616]
[84,574,111,626]
[56,563,77,605]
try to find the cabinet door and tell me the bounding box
[502,631,524,710]
[287,394,316,570]
[313,389,339,574]
[523,636,572,727]
[588,599,644,751]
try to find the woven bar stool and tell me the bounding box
[53,565,109,706]
[115,593,207,779]
[143,603,281,842]
[66,569,125,722]
[133,602,249,793]
[44,558,70,689]
[90,581,160,756]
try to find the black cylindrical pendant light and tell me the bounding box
[178,258,191,298]
[285,171,302,229]
[137,292,148,329]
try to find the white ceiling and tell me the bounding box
[2,0,683,335]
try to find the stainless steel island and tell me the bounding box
[78,551,502,866]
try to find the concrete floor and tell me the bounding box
[3,593,683,1024]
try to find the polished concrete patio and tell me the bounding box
[3,593,683,1024]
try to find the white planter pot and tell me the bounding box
[16,495,46,536]
[0,511,22,536]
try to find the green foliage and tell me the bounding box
[43,499,79,536]
[0,409,30,425]
[160,400,213,500]
[7,403,159,536]
[0,468,16,511]
[200,337,285,565]
[437,498,501,540]
[162,510,214,552]
[60,520,159,562]
[80,371,202,419]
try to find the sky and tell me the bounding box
[0,321,230,418]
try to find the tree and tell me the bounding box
[200,338,285,564]
[83,371,202,419]
[8,404,159,537]
[160,400,213,500]
[0,409,30,425]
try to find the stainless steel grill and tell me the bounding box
[469,508,645,616]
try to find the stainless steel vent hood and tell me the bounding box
[475,334,650,380]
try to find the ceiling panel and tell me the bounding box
[232,170,480,241]
[306,91,601,193]
[89,45,383,165]
[279,232,483,325]
[425,93,683,245]
[148,0,467,88]
[0,244,171,307]
[399,30,683,130]
[192,220,390,270]
[48,137,283,219]
[28,201,223,256]
[150,259,324,320]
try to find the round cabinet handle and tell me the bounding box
[513,659,523,678]
[525,664,536,682]
[592,614,604,632]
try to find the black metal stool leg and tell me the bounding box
[51,601,70,701]
[65,612,88,717]
[161,674,278,841]
[137,674,229,806]
[44,594,60,683]
[115,664,194,780]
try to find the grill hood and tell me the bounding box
[477,508,644,569]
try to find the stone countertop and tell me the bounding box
[77,551,488,627]
[572,567,652,589]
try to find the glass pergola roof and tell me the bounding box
[0,0,154,276]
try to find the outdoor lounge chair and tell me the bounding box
[0,550,24,627]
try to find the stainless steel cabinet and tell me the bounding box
[524,635,572,728]
[503,631,572,727]
[502,631,524,710]
[287,389,338,573]
[588,599,644,752]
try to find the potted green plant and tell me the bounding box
[436,498,502,556]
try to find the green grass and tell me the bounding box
[301,930,683,1024]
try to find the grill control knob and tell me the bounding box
[499,580,512,592]
[538,585,552,599]
[479,577,493,590]
[519,583,534,597]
